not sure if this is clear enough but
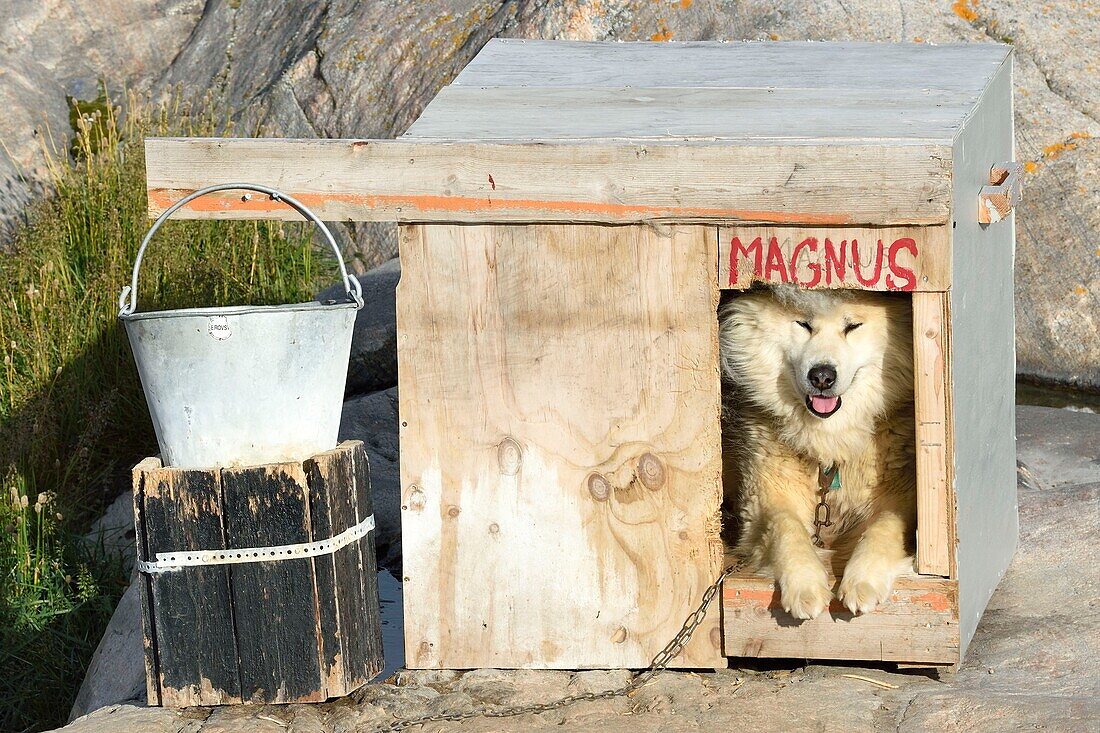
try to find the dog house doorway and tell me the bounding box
[716,225,958,665]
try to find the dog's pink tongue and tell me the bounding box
[811,395,839,413]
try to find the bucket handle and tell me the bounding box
[118,183,364,316]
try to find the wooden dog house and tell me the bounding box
[145,40,1019,669]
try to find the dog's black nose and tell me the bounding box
[808,364,837,390]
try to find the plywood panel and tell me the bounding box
[912,293,954,576]
[145,138,952,226]
[397,223,724,669]
[718,225,951,291]
[451,40,1009,96]
[950,56,1019,655]
[405,86,974,142]
[723,571,959,664]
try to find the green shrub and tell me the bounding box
[0,91,336,732]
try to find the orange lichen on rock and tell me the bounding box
[1039,132,1092,160]
[650,19,673,42]
[1024,161,1039,174]
[952,0,979,22]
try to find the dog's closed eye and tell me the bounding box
[796,320,813,333]
[844,322,863,335]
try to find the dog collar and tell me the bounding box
[819,464,841,491]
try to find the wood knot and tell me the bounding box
[709,626,723,650]
[497,437,523,476]
[488,523,500,535]
[637,453,665,490]
[610,626,628,644]
[403,485,425,513]
[446,504,461,518]
[587,473,611,502]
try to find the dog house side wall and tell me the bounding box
[950,56,1019,655]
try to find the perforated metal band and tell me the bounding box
[137,513,374,575]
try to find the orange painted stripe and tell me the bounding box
[148,189,855,226]
[910,591,952,612]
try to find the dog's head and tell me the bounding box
[719,285,913,457]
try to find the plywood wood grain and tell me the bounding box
[912,292,955,576]
[145,138,952,226]
[397,223,724,669]
[718,225,951,292]
[450,40,1009,95]
[405,86,978,142]
[722,571,959,664]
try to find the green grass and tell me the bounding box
[0,92,336,732]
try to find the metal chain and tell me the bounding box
[372,559,746,732]
[811,488,833,548]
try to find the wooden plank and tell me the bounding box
[722,572,960,665]
[304,441,383,696]
[397,223,723,669]
[452,40,1010,95]
[145,137,953,226]
[404,86,975,142]
[303,449,345,697]
[141,464,241,706]
[950,57,1019,655]
[718,225,951,292]
[220,463,325,703]
[978,161,1023,224]
[912,293,954,576]
[131,457,163,707]
[348,443,385,683]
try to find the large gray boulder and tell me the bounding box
[67,582,146,722]
[1,1,1096,382]
[338,387,401,572]
[0,0,202,240]
[318,258,400,395]
[153,0,1100,390]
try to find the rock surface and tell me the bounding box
[318,258,400,396]
[58,405,1100,733]
[339,386,402,572]
[0,0,1096,386]
[67,582,146,723]
[0,0,202,240]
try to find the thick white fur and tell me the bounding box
[719,286,916,619]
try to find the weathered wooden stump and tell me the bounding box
[132,440,383,707]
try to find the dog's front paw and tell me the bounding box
[838,560,897,615]
[777,565,832,620]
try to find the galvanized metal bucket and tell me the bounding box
[119,183,364,470]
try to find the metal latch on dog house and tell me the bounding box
[978,161,1022,224]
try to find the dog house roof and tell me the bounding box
[403,40,1011,144]
[145,40,1013,226]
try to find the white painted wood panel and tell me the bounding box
[404,86,974,142]
[453,40,1009,95]
[949,56,1019,655]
